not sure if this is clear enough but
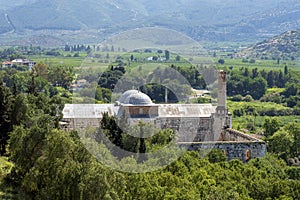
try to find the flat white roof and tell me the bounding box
[157,104,214,118]
[62,103,215,119]
[62,104,118,118]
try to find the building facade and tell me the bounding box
[1,59,36,70]
[62,70,266,161]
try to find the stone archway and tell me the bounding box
[223,150,227,156]
[245,149,251,161]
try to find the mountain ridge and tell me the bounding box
[239,29,300,59]
[1,0,300,44]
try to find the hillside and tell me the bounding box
[1,0,300,44]
[239,30,300,59]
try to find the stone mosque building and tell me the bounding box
[62,71,266,162]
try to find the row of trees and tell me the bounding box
[227,67,291,100]
[64,44,92,53]
[95,65,194,103]
[228,66,300,100]
[227,75,267,100]
[2,63,74,93]
[228,67,300,119]
[0,46,43,60]
[170,65,206,89]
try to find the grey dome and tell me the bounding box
[118,90,139,104]
[128,92,153,105]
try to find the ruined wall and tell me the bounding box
[155,117,212,142]
[221,129,259,142]
[62,118,100,131]
[178,141,266,162]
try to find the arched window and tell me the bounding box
[245,149,251,161]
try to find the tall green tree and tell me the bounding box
[267,71,275,88]
[282,83,298,98]
[9,115,55,179]
[10,93,30,126]
[250,77,267,99]
[269,129,294,160]
[0,80,12,155]
[284,65,289,75]
[165,50,170,60]
[286,123,300,157]
[100,112,123,148]
[263,117,281,137]
[251,68,259,79]
[33,63,48,80]
[48,66,74,89]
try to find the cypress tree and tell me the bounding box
[0,79,13,155]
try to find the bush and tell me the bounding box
[286,167,300,180]
[260,92,283,104]
[233,108,244,117]
[218,59,225,65]
[243,95,254,102]
[293,108,300,115]
[259,108,292,116]
[207,149,227,163]
[230,95,243,102]
[249,59,256,63]
[197,97,211,103]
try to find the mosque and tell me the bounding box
[62,71,266,161]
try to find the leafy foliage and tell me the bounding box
[0,80,12,155]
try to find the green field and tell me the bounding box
[231,115,300,133]
[29,55,85,68]
[227,99,298,133]
[227,100,291,113]
[215,57,300,71]
[27,50,300,74]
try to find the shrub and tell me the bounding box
[207,149,227,163]
[233,108,244,117]
[218,59,225,65]
[230,95,243,102]
[249,59,256,63]
[243,95,254,102]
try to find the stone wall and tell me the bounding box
[221,128,260,142]
[62,118,100,131]
[178,141,266,162]
[155,117,212,142]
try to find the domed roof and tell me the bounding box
[118,90,153,105]
[118,90,139,104]
[128,92,153,105]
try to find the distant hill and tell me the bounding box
[1,0,300,44]
[238,30,300,59]
[6,35,66,47]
